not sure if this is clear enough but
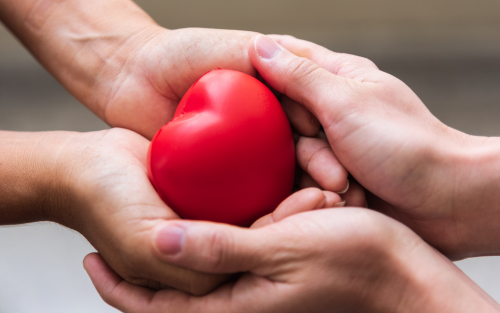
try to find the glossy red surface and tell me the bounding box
[147,69,295,226]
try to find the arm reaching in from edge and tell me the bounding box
[249,34,500,260]
[0,128,354,296]
[0,129,232,295]
[84,194,500,313]
[0,0,258,139]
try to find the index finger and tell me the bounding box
[248,35,359,131]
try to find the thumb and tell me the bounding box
[249,34,360,130]
[151,220,280,274]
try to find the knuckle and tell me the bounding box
[335,54,378,77]
[344,77,365,95]
[356,56,378,69]
[285,57,320,84]
[306,146,331,173]
[329,75,364,108]
[203,230,233,271]
[296,137,318,166]
[283,57,323,100]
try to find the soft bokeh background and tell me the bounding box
[1,0,500,312]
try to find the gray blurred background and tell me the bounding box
[1,0,500,312]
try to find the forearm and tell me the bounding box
[368,230,500,313]
[0,0,160,118]
[400,247,500,312]
[0,131,78,225]
[441,135,500,258]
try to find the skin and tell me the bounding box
[84,196,500,313]
[0,128,354,295]
[0,0,349,295]
[82,34,500,312]
[0,0,256,139]
[0,129,225,294]
[2,1,496,311]
[250,34,500,260]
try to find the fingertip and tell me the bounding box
[337,180,350,195]
[83,253,131,311]
[253,34,283,60]
[83,253,122,293]
[82,252,98,271]
[83,252,104,277]
[253,188,326,227]
[322,169,349,194]
[248,34,335,117]
[272,187,326,223]
[85,253,158,312]
[303,187,327,210]
[321,191,343,208]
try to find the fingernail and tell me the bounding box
[334,200,346,207]
[255,35,282,60]
[338,181,350,194]
[155,225,185,255]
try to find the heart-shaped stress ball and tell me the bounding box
[147,69,295,226]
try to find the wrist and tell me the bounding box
[397,124,500,259]
[444,135,500,258]
[42,130,119,232]
[88,24,166,122]
[364,221,500,312]
[0,131,81,225]
[399,241,500,312]
[1,0,161,118]
[356,221,425,312]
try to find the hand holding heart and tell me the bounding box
[94,28,261,139]
[6,0,500,310]
[251,34,500,260]
[81,34,500,313]
[84,192,500,313]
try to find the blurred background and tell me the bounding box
[1,0,500,312]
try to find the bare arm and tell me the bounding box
[0,0,261,138]
[0,128,236,295]
[0,0,157,117]
[0,131,76,224]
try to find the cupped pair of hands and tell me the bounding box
[57,28,500,312]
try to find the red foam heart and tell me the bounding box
[148,69,295,226]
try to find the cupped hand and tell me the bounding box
[83,194,499,313]
[60,129,355,296]
[89,27,259,139]
[56,128,230,295]
[247,35,498,259]
[94,26,359,203]
[84,25,356,199]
